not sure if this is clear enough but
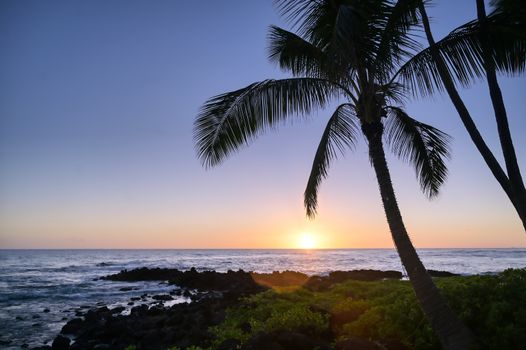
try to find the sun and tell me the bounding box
[298,233,316,249]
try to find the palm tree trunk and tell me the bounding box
[418,2,526,231]
[475,0,526,226]
[362,121,475,350]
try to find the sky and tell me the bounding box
[1,0,525,249]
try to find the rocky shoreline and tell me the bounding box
[33,268,459,350]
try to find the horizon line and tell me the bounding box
[1,247,525,250]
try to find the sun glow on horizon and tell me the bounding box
[298,233,317,249]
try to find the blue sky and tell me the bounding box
[1,0,525,248]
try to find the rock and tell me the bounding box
[102,268,267,298]
[130,304,148,315]
[427,270,460,277]
[51,335,70,350]
[250,271,309,288]
[101,267,184,281]
[110,306,125,314]
[61,318,83,335]
[119,287,135,291]
[33,314,41,319]
[127,302,134,306]
[16,316,24,320]
[152,294,173,301]
[43,308,51,313]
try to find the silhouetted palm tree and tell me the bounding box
[194,1,473,349]
[398,0,526,230]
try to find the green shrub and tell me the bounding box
[209,269,526,350]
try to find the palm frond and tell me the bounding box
[275,0,391,70]
[194,78,344,167]
[384,107,451,198]
[305,103,358,218]
[372,0,422,82]
[396,11,526,97]
[268,25,328,77]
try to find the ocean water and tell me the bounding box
[0,248,525,349]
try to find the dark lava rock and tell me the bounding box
[427,269,460,277]
[110,306,125,314]
[61,318,84,335]
[250,270,309,287]
[152,294,173,301]
[101,267,183,281]
[51,335,70,350]
[119,287,135,291]
[130,304,148,315]
[57,291,241,350]
[43,308,51,313]
[305,270,403,291]
[102,268,267,299]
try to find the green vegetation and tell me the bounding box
[210,269,526,349]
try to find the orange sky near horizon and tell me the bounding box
[1,1,525,250]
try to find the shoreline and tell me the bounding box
[14,267,525,350]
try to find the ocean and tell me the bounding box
[0,248,525,349]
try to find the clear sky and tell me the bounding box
[1,0,525,249]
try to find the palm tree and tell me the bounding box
[194,0,473,349]
[398,0,526,230]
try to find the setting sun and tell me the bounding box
[299,233,316,249]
